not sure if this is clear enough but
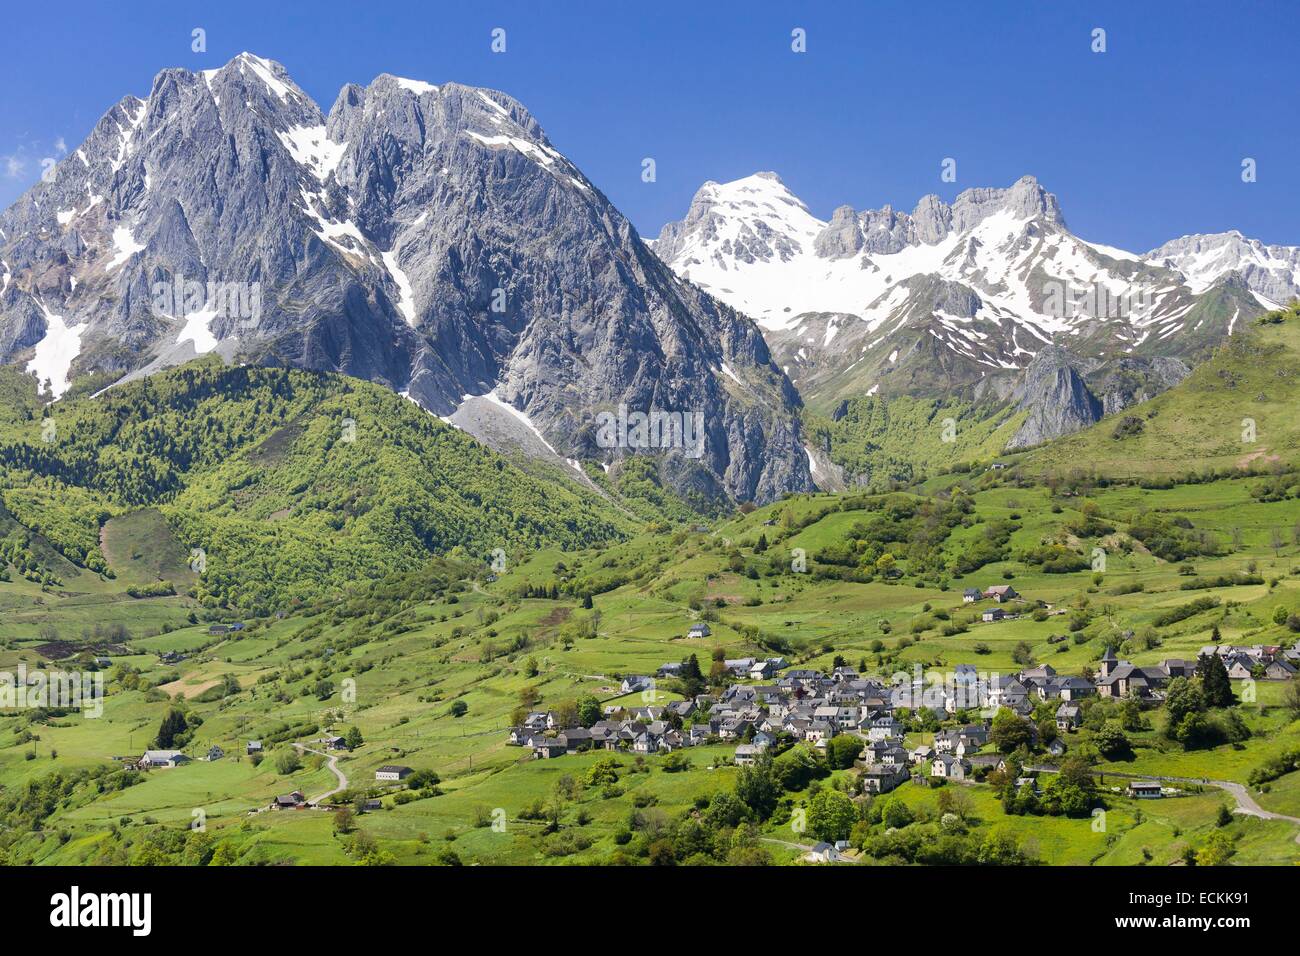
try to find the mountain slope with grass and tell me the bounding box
[803,394,1026,489]
[1027,301,1300,478]
[3,463,1300,867]
[0,359,636,612]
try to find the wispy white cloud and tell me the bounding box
[2,135,68,181]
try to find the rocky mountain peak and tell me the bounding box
[1143,230,1300,302]
[650,171,822,269]
[653,166,1289,411]
[950,174,1065,232]
[0,53,813,504]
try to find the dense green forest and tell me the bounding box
[0,361,634,612]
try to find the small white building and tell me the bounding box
[1128,780,1162,799]
[138,750,189,769]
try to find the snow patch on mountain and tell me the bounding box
[381,247,418,325]
[176,306,220,354]
[277,125,347,182]
[465,131,557,170]
[107,226,145,270]
[237,52,297,102]
[27,304,85,398]
[395,77,438,96]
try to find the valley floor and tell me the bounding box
[4,467,1300,866]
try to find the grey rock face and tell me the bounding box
[857,205,915,255]
[950,175,1065,233]
[1006,346,1102,450]
[0,54,812,504]
[1144,231,1300,305]
[813,206,863,259]
[809,175,1064,257]
[911,194,953,245]
[1088,355,1190,417]
[1004,346,1190,450]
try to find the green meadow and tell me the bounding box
[4,316,1300,865]
[3,457,1300,867]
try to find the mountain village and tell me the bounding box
[509,585,1300,803]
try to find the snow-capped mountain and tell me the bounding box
[1144,231,1300,303]
[0,54,811,504]
[651,172,1282,413]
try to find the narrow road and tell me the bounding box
[294,744,349,806]
[1209,780,1300,838]
[761,836,810,851]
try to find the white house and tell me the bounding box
[375,765,414,782]
[138,750,189,768]
[931,754,971,780]
[1128,780,1162,799]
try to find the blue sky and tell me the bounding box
[2,0,1297,251]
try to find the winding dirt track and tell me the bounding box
[293,744,349,805]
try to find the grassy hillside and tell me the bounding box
[0,359,636,613]
[1029,302,1300,478]
[3,457,1299,867]
[807,394,1025,488]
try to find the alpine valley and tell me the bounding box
[2,53,1300,871]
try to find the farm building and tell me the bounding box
[1128,780,1163,799]
[138,750,189,769]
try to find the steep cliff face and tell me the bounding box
[0,54,812,504]
[1089,356,1191,417]
[1005,346,1190,450]
[1006,347,1103,449]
